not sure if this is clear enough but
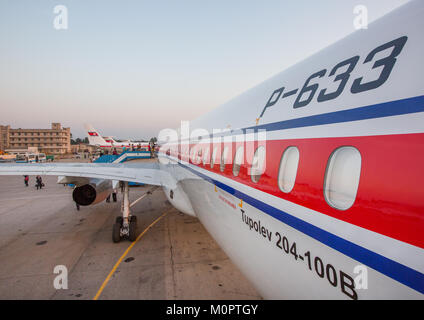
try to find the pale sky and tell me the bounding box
[0,0,410,140]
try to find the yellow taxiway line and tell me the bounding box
[93,210,170,300]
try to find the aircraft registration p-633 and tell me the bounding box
[1,1,423,299]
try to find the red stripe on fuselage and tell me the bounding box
[165,133,424,249]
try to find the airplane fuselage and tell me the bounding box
[158,1,424,299]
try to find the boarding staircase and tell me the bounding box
[94,151,152,186]
[94,151,151,164]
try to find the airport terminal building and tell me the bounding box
[0,125,10,153]
[0,123,71,155]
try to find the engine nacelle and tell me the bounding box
[72,179,114,206]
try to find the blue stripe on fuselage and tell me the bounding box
[253,95,424,133]
[199,95,424,140]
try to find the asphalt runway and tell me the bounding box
[0,174,261,300]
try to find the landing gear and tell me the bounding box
[112,221,121,243]
[129,216,137,242]
[112,181,138,243]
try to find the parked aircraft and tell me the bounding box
[1,1,423,299]
[85,124,149,150]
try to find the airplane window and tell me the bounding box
[210,146,218,169]
[278,147,299,193]
[220,146,229,172]
[195,149,202,164]
[203,147,210,166]
[324,146,361,211]
[233,146,244,177]
[251,146,266,183]
[190,148,197,163]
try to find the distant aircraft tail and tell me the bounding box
[84,124,111,147]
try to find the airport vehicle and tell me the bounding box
[85,124,150,150]
[15,152,46,163]
[0,151,15,162]
[0,1,423,299]
[15,154,27,163]
[0,154,15,162]
[37,153,46,163]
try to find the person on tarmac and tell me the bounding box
[24,175,29,187]
[36,176,44,190]
[106,190,118,203]
[73,185,80,211]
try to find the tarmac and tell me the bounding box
[0,173,262,300]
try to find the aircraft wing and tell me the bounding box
[0,162,170,187]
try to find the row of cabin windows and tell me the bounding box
[186,145,361,211]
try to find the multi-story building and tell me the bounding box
[2,123,71,155]
[0,125,10,152]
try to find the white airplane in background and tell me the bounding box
[108,136,150,150]
[85,124,150,150]
[85,124,113,148]
[1,1,423,299]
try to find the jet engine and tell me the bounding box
[72,179,114,206]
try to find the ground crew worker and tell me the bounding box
[36,176,43,190]
[73,186,80,211]
[106,190,118,203]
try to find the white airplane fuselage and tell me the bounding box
[158,1,424,299]
[85,125,149,150]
